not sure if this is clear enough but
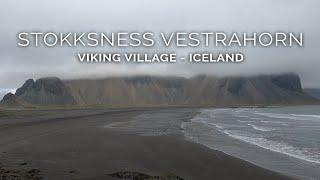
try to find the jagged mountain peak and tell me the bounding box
[14,77,76,105]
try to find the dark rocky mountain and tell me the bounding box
[6,74,317,107]
[14,77,76,105]
[0,91,8,101]
[0,93,30,107]
[304,88,320,100]
[188,74,310,106]
[65,76,188,106]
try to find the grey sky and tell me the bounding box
[0,0,319,91]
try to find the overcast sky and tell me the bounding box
[1,0,319,91]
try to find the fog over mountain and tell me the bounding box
[1,0,320,89]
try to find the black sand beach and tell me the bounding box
[0,108,293,180]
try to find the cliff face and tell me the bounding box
[0,93,30,107]
[65,76,187,106]
[15,77,76,105]
[65,74,316,106]
[183,74,312,106]
[305,88,320,100]
[8,74,317,107]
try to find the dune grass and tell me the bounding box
[0,110,51,118]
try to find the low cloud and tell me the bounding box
[0,0,319,88]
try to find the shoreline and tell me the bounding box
[0,108,294,179]
[183,107,320,180]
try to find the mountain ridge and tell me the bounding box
[305,88,320,100]
[0,93,32,107]
[2,74,318,107]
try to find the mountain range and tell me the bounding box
[1,74,318,108]
[304,88,320,100]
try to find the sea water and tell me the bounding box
[182,106,320,180]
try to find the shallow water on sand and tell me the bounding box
[182,106,320,180]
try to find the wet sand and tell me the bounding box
[0,108,293,180]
